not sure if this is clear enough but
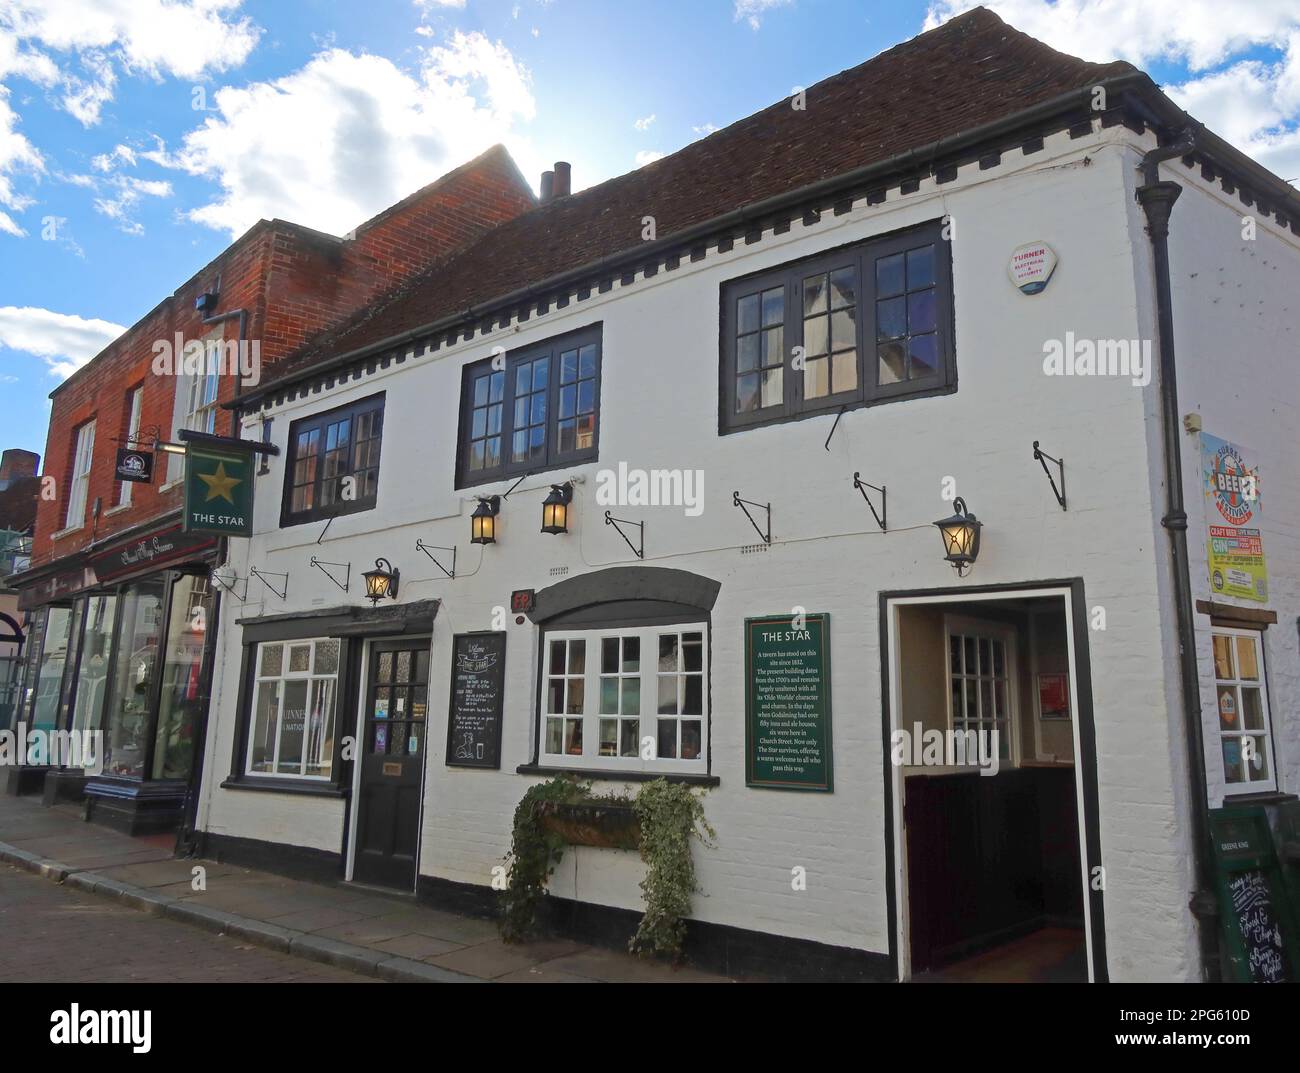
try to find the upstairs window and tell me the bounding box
[281,393,384,527]
[65,419,96,530]
[720,221,954,432]
[457,325,601,488]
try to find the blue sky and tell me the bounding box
[1,0,1298,460]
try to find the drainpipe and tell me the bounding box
[1135,131,1220,982]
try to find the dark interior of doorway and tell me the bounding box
[899,595,1087,982]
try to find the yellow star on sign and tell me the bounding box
[198,461,242,504]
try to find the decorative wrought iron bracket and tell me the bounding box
[210,570,247,601]
[249,567,289,600]
[604,511,644,559]
[733,490,771,545]
[1032,441,1067,511]
[852,472,887,532]
[309,557,350,593]
[415,539,457,579]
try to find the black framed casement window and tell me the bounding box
[281,392,384,527]
[456,324,601,488]
[720,220,955,432]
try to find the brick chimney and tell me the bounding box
[553,161,571,198]
[0,449,38,489]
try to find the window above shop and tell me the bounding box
[1212,628,1276,795]
[280,393,385,527]
[65,419,96,530]
[539,622,708,776]
[720,221,955,433]
[455,324,601,489]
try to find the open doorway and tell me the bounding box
[885,586,1102,982]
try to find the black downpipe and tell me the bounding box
[1135,133,1220,982]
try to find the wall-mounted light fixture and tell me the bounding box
[541,483,573,535]
[933,497,982,576]
[471,495,501,545]
[362,558,400,603]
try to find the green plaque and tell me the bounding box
[745,613,833,791]
[183,443,254,537]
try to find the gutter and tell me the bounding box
[1134,131,1221,982]
[230,72,1153,412]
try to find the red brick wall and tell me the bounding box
[29,146,535,568]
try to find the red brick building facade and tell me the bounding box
[6,146,534,832]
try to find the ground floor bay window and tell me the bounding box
[247,638,340,780]
[542,624,708,774]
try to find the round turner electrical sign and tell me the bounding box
[1008,241,1058,295]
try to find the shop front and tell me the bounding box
[9,518,220,835]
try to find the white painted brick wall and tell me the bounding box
[189,124,1297,981]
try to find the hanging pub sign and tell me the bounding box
[1201,433,1267,603]
[745,612,833,792]
[183,442,255,537]
[114,446,154,483]
[446,632,506,769]
[1207,806,1297,983]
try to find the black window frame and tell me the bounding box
[280,392,385,528]
[719,220,955,434]
[455,323,602,490]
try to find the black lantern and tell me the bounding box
[361,558,399,603]
[933,497,982,576]
[541,482,573,535]
[471,495,501,545]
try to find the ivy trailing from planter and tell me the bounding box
[499,775,713,961]
[499,775,596,942]
[628,778,715,961]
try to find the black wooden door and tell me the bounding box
[353,640,430,889]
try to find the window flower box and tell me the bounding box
[537,800,640,850]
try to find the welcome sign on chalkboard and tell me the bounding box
[445,632,507,770]
[1208,807,1298,983]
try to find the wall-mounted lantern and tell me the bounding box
[541,483,573,535]
[933,497,982,576]
[471,495,501,545]
[362,558,400,604]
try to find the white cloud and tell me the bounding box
[91,174,173,234]
[634,149,664,167]
[149,35,541,237]
[60,49,116,126]
[634,113,655,131]
[91,144,137,172]
[1,0,260,82]
[693,122,720,136]
[414,0,467,8]
[926,2,1300,185]
[734,0,794,31]
[0,86,43,236]
[0,305,126,379]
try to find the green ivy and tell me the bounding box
[629,778,715,961]
[499,775,587,942]
[500,775,713,959]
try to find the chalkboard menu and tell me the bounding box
[744,613,833,791]
[1208,807,1297,983]
[445,632,506,770]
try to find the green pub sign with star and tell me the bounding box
[183,444,254,537]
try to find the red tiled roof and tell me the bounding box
[255,7,1134,392]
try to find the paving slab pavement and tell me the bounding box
[0,791,735,983]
